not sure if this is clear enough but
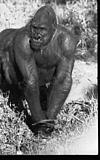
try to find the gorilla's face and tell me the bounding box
[30,6,57,50]
[30,22,51,49]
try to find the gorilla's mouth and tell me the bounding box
[31,34,49,48]
[32,34,43,43]
[30,37,43,49]
[32,38,42,43]
[32,37,43,47]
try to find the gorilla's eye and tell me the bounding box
[39,27,48,35]
[33,26,38,30]
[40,26,46,30]
[32,25,47,35]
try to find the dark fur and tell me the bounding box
[0,5,81,133]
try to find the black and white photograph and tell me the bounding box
[0,0,98,155]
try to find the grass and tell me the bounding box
[0,0,98,155]
[0,94,98,155]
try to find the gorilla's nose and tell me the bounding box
[34,33,41,40]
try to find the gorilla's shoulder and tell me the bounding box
[56,24,81,56]
[0,28,18,49]
[57,24,81,38]
[0,28,17,39]
[57,24,71,34]
[0,27,29,49]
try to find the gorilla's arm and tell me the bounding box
[47,55,74,119]
[46,25,80,119]
[14,41,46,122]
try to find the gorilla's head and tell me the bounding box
[30,5,57,50]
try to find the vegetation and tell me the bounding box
[0,89,98,155]
[0,0,98,155]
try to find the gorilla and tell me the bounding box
[0,5,81,133]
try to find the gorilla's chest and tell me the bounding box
[33,42,61,85]
[33,48,58,85]
[33,46,59,68]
